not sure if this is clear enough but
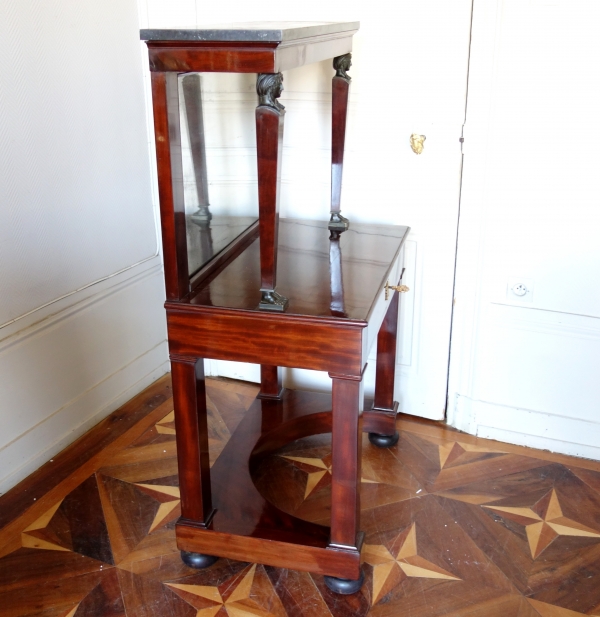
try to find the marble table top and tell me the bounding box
[140,21,359,43]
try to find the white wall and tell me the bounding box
[0,0,168,494]
[139,1,473,419]
[448,0,600,459]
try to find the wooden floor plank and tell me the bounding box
[0,375,172,530]
[1,375,600,616]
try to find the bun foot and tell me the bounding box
[324,569,365,595]
[180,550,218,569]
[368,431,399,448]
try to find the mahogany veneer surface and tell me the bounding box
[189,218,410,319]
[141,22,360,74]
[2,376,600,616]
[186,215,258,277]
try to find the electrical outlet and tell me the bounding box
[507,277,534,303]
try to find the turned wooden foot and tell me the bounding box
[181,550,218,569]
[324,568,365,595]
[368,431,399,448]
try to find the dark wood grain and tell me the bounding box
[4,374,600,615]
[144,24,372,589]
[331,76,350,218]
[373,289,399,412]
[258,365,283,400]
[363,286,401,436]
[256,104,284,295]
[329,375,362,560]
[176,389,361,579]
[147,41,279,73]
[181,73,210,210]
[188,219,409,319]
[329,231,346,316]
[177,524,360,578]
[166,307,365,375]
[189,220,259,293]
[150,72,189,300]
[170,357,213,525]
[145,32,356,74]
[363,405,398,436]
[60,475,114,565]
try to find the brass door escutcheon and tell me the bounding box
[410,133,426,155]
[385,281,410,301]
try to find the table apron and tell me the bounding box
[166,309,365,376]
[146,34,355,74]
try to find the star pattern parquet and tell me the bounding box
[2,377,600,616]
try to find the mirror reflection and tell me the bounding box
[329,230,347,317]
[180,73,258,276]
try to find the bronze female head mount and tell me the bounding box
[257,72,285,111]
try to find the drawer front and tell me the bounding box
[363,249,406,361]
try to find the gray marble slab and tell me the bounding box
[140,21,359,43]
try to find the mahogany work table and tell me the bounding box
[141,22,410,595]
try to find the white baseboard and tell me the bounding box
[448,394,600,461]
[447,393,477,435]
[0,345,169,495]
[0,261,169,495]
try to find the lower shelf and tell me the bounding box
[176,389,371,579]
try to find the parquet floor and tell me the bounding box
[1,376,600,617]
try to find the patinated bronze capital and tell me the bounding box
[329,211,350,232]
[259,289,289,312]
[256,72,285,111]
[333,53,352,81]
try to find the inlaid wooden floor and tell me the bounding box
[2,375,600,617]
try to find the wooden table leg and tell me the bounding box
[326,373,365,594]
[182,73,212,226]
[363,290,401,447]
[329,53,352,232]
[256,73,288,312]
[150,71,189,301]
[329,230,347,317]
[258,365,283,400]
[171,355,217,568]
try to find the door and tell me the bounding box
[448,0,600,457]
[139,1,474,420]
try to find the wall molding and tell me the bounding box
[0,260,169,494]
[449,394,600,461]
[487,303,600,341]
[0,342,168,495]
[0,256,163,345]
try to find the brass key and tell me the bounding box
[384,281,410,301]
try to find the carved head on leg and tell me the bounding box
[257,73,285,111]
[333,53,352,81]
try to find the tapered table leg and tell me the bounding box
[329,230,347,317]
[326,373,364,594]
[329,54,352,232]
[182,73,212,226]
[258,365,283,400]
[256,73,288,312]
[364,290,400,447]
[171,356,217,568]
[150,71,189,300]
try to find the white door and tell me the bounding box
[139,1,474,420]
[448,0,600,458]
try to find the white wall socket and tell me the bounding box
[507,277,534,303]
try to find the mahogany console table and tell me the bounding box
[141,22,410,595]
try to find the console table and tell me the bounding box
[141,22,410,595]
